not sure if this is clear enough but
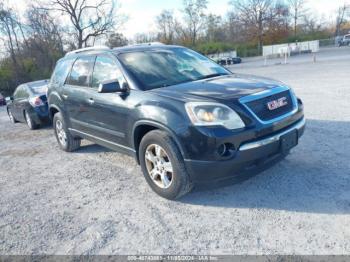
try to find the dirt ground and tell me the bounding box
[0,47,349,255]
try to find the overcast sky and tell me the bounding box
[7,0,350,39]
[117,0,350,38]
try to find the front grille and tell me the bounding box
[245,90,294,121]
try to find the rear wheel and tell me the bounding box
[24,110,39,130]
[139,130,192,200]
[7,109,17,123]
[53,112,81,152]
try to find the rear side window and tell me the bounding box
[29,83,47,95]
[51,59,74,86]
[91,56,126,88]
[66,57,95,87]
[14,85,29,99]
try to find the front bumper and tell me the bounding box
[185,117,306,188]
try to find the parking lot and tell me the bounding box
[0,47,350,255]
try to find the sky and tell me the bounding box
[5,0,350,39]
[118,0,350,38]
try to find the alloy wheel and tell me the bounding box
[145,144,174,189]
[55,119,67,147]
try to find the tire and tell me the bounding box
[53,112,81,152]
[7,109,18,123]
[24,110,39,130]
[139,130,192,200]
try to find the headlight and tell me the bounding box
[185,102,245,130]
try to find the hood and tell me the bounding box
[151,74,284,102]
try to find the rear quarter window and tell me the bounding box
[66,57,95,87]
[51,59,74,86]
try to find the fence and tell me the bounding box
[263,40,320,57]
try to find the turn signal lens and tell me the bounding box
[29,97,44,107]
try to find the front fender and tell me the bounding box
[131,102,191,160]
[48,91,69,123]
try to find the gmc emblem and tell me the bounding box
[267,97,288,111]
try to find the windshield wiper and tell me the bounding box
[197,73,228,80]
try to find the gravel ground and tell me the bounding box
[0,48,350,255]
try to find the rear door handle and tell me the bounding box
[62,94,68,99]
[87,98,95,105]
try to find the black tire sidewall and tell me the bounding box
[24,110,36,130]
[53,112,70,151]
[8,109,16,123]
[139,130,189,200]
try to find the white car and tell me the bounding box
[338,34,350,46]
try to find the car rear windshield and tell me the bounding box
[29,82,47,95]
[118,48,230,90]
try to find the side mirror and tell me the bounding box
[98,79,126,93]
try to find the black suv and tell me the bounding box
[47,44,305,199]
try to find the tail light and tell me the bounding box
[29,96,44,107]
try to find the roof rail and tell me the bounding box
[113,42,165,49]
[65,46,110,56]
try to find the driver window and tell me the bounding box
[92,56,126,89]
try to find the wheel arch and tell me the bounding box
[49,105,61,120]
[132,120,187,164]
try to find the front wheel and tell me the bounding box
[139,130,192,200]
[53,112,81,152]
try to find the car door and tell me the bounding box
[85,54,130,146]
[62,56,96,133]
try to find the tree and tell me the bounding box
[105,32,128,47]
[302,14,322,34]
[205,14,226,42]
[335,3,349,36]
[287,0,307,38]
[182,0,208,45]
[265,2,290,44]
[230,0,275,52]
[24,6,64,74]
[156,9,176,44]
[134,32,157,44]
[42,0,119,48]
[0,3,24,84]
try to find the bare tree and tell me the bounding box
[302,14,322,34]
[335,3,349,37]
[206,14,225,42]
[182,0,208,45]
[287,0,307,38]
[230,0,275,52]
[42,0,118,48]
[25,6,65,70]
[0,3,23,83]
[134,32,157,44]
[156,9,176,44]
[105,32,128,47]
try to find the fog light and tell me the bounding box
[217,143,235,157]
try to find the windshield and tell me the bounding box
[118,48,230,90]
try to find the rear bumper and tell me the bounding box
[185,117,306,188]
[31,105,50,124]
